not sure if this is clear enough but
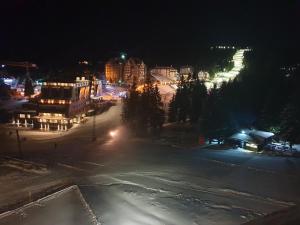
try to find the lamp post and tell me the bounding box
[16,129,23,158]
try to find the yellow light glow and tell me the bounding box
[246,143,258,149]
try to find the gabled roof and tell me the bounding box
[229,129,275,144]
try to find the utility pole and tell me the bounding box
[16,129,23,158]
[89,75,97,142]
[92,103,96,142]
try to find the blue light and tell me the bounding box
[241,130,245,134]
[1,64,5,68]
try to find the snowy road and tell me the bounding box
[1,103,300,224]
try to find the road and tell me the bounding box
[1,102,300,225]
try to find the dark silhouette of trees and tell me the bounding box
[167,48,300,144]
[0,79,10,99]
[24,77,34,97]
[279,69,300,146]
[122,82,140,130]
[122,81,165,135]
[168,95,177,122]
[190,79,207,123]
[280,103,300,147]
[200,85,232,141]
[168,78,207,124]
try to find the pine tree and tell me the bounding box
[168,95,177,122]
[24,77,34,97]
[280,103,300,147]
[149,85,165,130]
[122,82,140,129]
[0,79,10,98]
[190,80,207,123]
[122,81,165,135]
[200,86,227,141]
[177,81,190,122]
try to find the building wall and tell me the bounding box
[198,71,210,81]
[123,58,146,84]
[180,66,194,80]
[105,59,123,83]
[150,67,178,81]
[37,80,90,130]
[106,57,146,84]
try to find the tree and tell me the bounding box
[176,80,190,122]
[149,85,165,130]
[200,85,231,142]
[0,79,10,99]
[122,81,165,135]
[24,77,34,97]
[168,95,177,122]
[280,73,300,147]
[122,82,140,130]
[190,80,207,123]
[280,103,300,147]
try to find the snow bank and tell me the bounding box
[0,185,100,225]
[0,157,49,175]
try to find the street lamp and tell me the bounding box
[120,52,126,60]
[109,130,118,138]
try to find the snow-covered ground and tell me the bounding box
[0,99,27,111]
[0,186,99,225]
[205,49,249,89]
[1,103,300,225]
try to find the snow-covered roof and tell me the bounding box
[0,185,98,225]
[229,133,255,143]
[229,129,275,144]
[250,130,274,139]
[151,74,176,83]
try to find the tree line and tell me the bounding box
[122,80,165,135]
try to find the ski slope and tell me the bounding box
[205,48,250,89]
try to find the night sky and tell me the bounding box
[1,0,299,67]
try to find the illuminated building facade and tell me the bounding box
[150,66,178,81]
[90,77,102,99]
[37,77,90,131]
[123,58,146,84]
[179,66,194,81]
[197,71,210,81]
[13,110,37,128]
[105,58,123,83]
[105,57,146,84]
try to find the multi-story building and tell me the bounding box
[197,71,210,81]
[12,76,102,130]
[90,76,102,99]
[150,66,178,82]
[105,58,124,83]
[180,66,194,81]
[36,77,92,131]
[105,57,146,84]
[123,58,146,84]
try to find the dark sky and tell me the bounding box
[1,0,299,67]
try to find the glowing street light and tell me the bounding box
[109,130,118,137]
[120,52,126,60]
